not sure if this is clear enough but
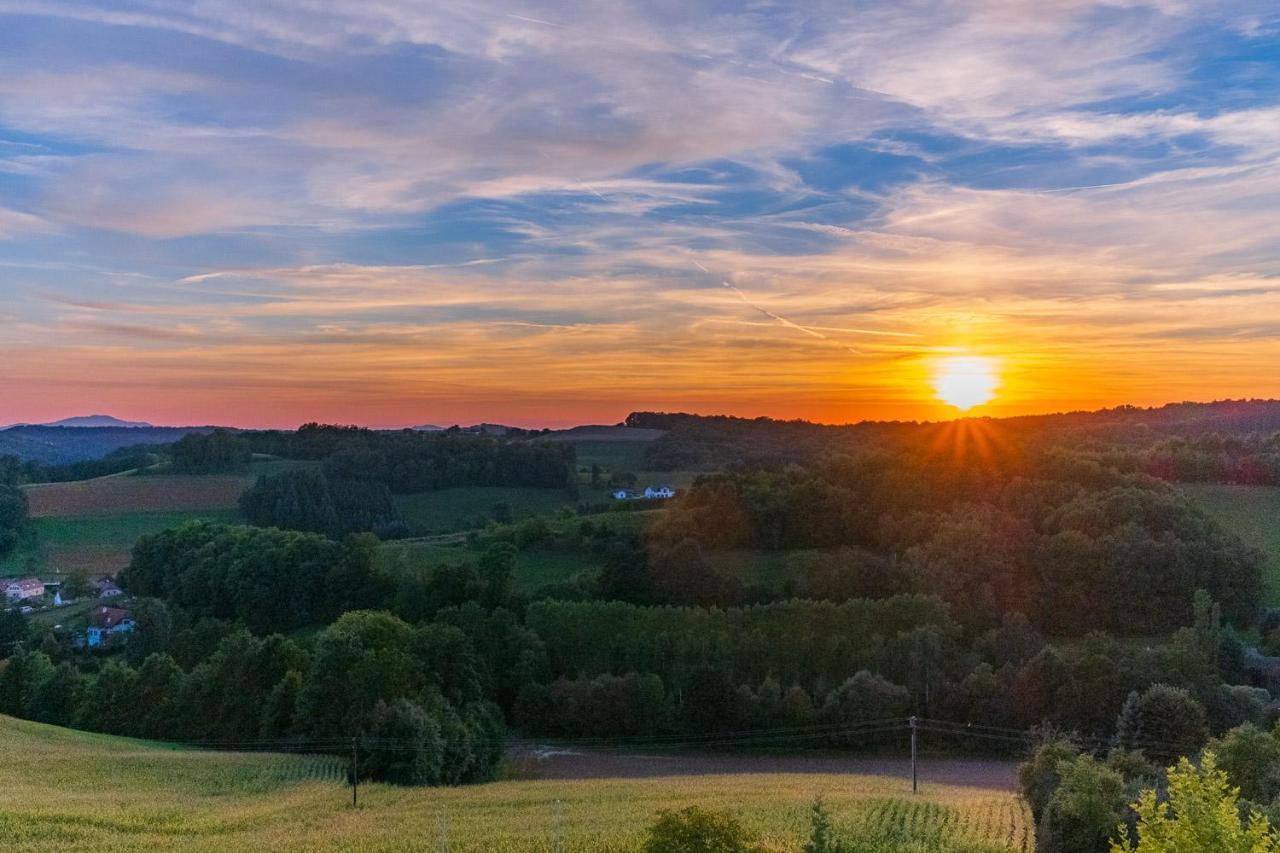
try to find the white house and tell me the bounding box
[92,577,123,598]
[612,489,638,500]
[643,485,677,500]
[4,578,45,602]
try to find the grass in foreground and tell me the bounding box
[1182,483,1280,605]
[0,715,1029,852]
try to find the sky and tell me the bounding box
[1,1,1279,428]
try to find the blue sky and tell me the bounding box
[1,1,1278,427]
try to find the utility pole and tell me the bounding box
[909,716,918,794]
[553,798,563,853]
[351,737,359,808]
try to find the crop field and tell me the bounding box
[0,715,1029,852]
[23,474,254,518]
[395,486,580,534]
[0,510,241,578]
[1182,483,1280,604]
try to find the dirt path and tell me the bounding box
[507,743,1019,790]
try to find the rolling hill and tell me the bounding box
[0,715,1028,852]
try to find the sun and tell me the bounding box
[931,355,1000,412]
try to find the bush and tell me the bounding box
[1114,751,1280,851]
[1037,755,1127,853]
[641,806,759,853]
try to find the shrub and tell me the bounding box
[641,806,759,853]
[1114,751,1280,851]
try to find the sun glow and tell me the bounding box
[931,355,1000,411]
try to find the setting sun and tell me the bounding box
[931,356,1000,411]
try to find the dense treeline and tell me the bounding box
[320,432,575,493]
[631,400,1280,476]
[172,424,576,493]
[0,610,503,786]
[239,470,406,539]
[0,448,162,485]
[122,522,391,634]
[0,483,27,559]
[1083,433,1280,485]
[170,430,252,473]
[648,451,1262,635]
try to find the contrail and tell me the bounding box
[714,276,862,356]
[507,13,564,28]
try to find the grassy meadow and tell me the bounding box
[0,715,1029,852]
[394,486,582,535]
[1,510,242,578]
[1182,483,1280,604]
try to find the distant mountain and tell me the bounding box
[45,415,154,428]
[411,424,444,432]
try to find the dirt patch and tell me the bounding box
[24,475,254,518]
[506,744,1018,791]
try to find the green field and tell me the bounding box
[0,715,1028,852]
[379,539,601,593]
[395,487,582,534]
[1,509,241,578]
[1182,483,1280,604]
[569,439,653,471]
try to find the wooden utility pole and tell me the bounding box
[909,716,918,794]
[351,738,359,808]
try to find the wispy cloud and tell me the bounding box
[1,1,1279,424]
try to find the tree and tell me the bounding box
[1038,755,1128,853]
[259,671,303,739]
[1113,752,1280,852]
[1115,685,1209,762]
[125,598,173,666]
[62,570,92,601]
[27,662,85,726]
[359,699,444,786]
[641,806,759,853]
[1019,736,1082,824]
[1208,724,1280,804]
[0,609,28,658]
[0,484,28,559]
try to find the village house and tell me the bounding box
[613,484,678,501]
[83,606,135,648]
[4,577,45,602]
[92,577,124,598]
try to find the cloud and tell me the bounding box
[1,1,1279,423]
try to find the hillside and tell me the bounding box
[1181,483,1280,604]
[0,715,1028,852]
[0,425,213,465]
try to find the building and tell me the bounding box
[4,577,45,602]
[613,485,677,501]
[92,577,124,598]
[84,606,135,648]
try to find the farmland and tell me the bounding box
[1182,483,1280,604]
[0,510,242,578]
[0,715,1029,852]
[395,486,582,534]
[23,473,253,518]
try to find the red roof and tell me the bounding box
[90,607,131,629]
